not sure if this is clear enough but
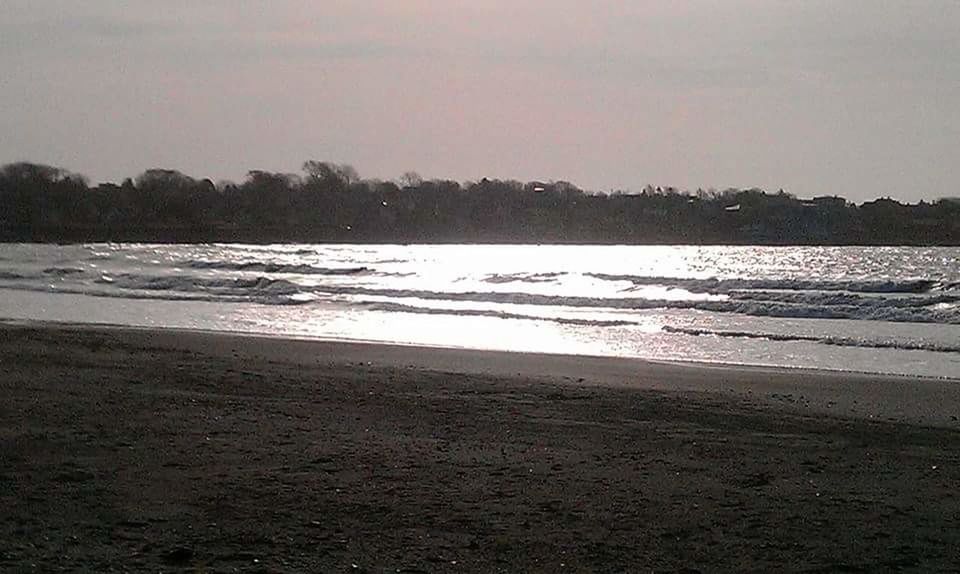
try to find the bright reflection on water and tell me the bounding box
[0,243,958,379]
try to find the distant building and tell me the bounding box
[801,196,848,209]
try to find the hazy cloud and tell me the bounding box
[1,1,958,200]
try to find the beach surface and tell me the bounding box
[2,323,960,572]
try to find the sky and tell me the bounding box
[1,1,958,202]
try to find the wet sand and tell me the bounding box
[2,323,959,572]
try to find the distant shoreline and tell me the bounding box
[3,236,960,247]
[4,162,960,246]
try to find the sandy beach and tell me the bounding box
[2,322,960,572]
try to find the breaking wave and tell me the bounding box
[185,259,369,275]
[586,273,952,294]
[0,271,30,280]
[314,286,960,324]
[359,301,638,327]
[0,274,312,306]
[98,273,304,296]
[662,326,960,354]
[2,243,960,379]
[2,263,958,324]
[211,244,318,256]
[484,272,566,284]
[43,267,85,276]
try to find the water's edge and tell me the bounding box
[6,317,956,384]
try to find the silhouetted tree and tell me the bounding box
[2,160,959,245]
[303,161,359,192]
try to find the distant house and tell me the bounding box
[801,196,848,209]
[523,181,582,195]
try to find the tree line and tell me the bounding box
[1,161,959,245]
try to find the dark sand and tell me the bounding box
[2,323,960,572]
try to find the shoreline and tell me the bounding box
[9,316,957,381]
[3,319,960,428]
[5,239,960,247]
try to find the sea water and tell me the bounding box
[0,243,958,379]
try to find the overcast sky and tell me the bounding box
[2,1,958,201]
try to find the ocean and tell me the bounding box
[1,243,958,379]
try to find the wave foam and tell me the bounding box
[484,272,566,284]
[3,267,958,325]
[98,273,304,297]
[317,286,960,324]
[663,326,960,354]
[360,301,638,327]
[588,273,944,294]
[186,259,369,275]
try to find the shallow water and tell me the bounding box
[1,243,958,378]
